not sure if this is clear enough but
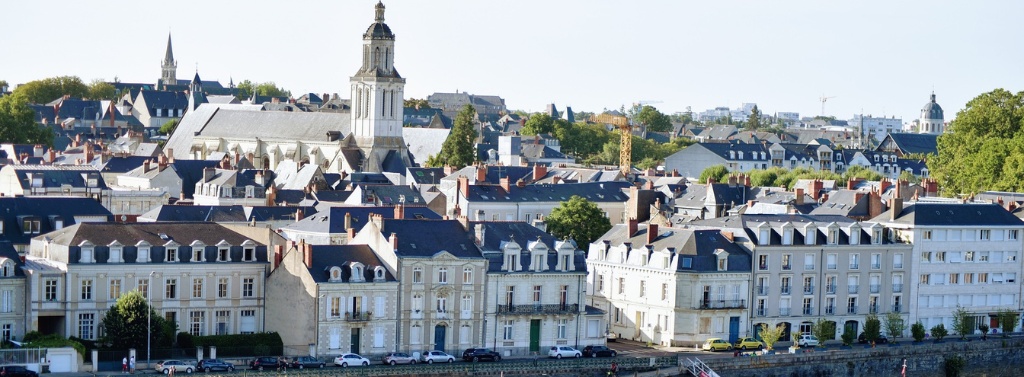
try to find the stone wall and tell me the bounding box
[701,338,1024,377]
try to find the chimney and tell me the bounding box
[444,165,455,175]
[254,171,265,186]
[303,243,313,268]
[744,175,751,187]
[855,192,865,204]
[671,169,679,177]
[273,245,283,270]
[847,177,858,190]
[627,218,638,236]
[728,175,737,187]
[33,145,43,158]
[457,214,469,230]
[516,179,526,188]
[347,227,355,240]
[500,177,511,192]
[721,231,734,242]
[644,180,654,190]
[533,164,547,181]
[167,148,174,163]
[890,198,903,221]
[143,160,151,173]
[647,223,659,245]
[552,176,561,184]
[203,167,215,182]
[476,165,487,182]
[271,97,280,104]
[390,232,398,250]
[880,178,892,194]
[795,188,804,205]
[344,212,352,231]
[706,177,716,184]
[296,208,304,221]
[811,179,823,200]
[158,153,168,168]
[48,149,56,164]
[474,223,486,246]
[394,204,405,219]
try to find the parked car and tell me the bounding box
[0,365,38,377]
[857,333,889,344]
[702,338,733,352]
[249,356,282,371]
[733,337,764,350]
[383,352,417,365]
[582,345,617,358]
[421,350,455,364]
[462,348,502,362]
[333,353,370,367]
[548,346,582,359]
[197,359,234,372]
[797,334,820,347]
[289,356,325,369]
[155,360,194,374]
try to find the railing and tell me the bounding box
[780,286,791,295]
[827,263,837,270]
[848,285,859,294]
[805,264,815,271]
[496,304,578,315]
[756,308,766,317]
[698,299,746,310]
[782,264,792,271]
[893,304,902,312]
[870,284,880,293]
[826,284,836,294]
[803,285,814,294]
[802,307,814,315]
[758,264,768,271]
[869,304,878,314]
[825,306,835,315]
[757,285,768,295]
[847,305,858,314]
[893,284,903,293]
[345,311,373,322]
[850,263,860,270]
[779,308,791,316]
[871,263,881,270]
[894,262,903,269]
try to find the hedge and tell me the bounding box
[190,332,283,357]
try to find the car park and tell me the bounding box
[734,337,764,350]
[155,360,194,374]
[249,356,282,371]
[701,338,733,352]
[797,334,820,347]
[333,353,370,367]
[0,365,38,377]
[383,352,417,365]
[548,346,582,359]
[289,356,325,369]
[421,351,455,364]
[462,348,501,362]
[582,345,617,358]
[197,359,234,372]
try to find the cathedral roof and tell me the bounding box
[363,2,394,39]
[921,92,943,120]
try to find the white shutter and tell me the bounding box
[459,325,470,344]
[375,296,385,317]
[329,328,340,349]
[373,327,384,348]
[587,320,599,338]
[240,313,256,333]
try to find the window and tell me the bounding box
[661,283,668,301]
[532,285,542,304]
[1010,230,1019,240]
[192,247,204,262]
[935,252,946,262]
[505,286,515,307]
[242,247,255,262]
[949,273,960,285]
[804,254,815,270]
[782,254,791,270]
[919,274,930,285]
[437,268,448,284]
[980,229,991,240]
[79,313,94,339]
[503,320,514,340]
[109,279,121,300]
[412,267,423,283]
[826,254,837,270]
[165,247,178,262]
[192,278,203,299]
[717,257,727,271]
[557,319,567,339]
[560,285,569,307]
[461,295,472,319]
[435,295,447,314]
[165,278,177,299]
[922,230,932,240]
[921,252,932,262]
[463,267,472,284]
[980,252,989,262]
[847,297,858,314]
[803,276,814,294]
[242,278,254,297]
[240,310,255,334]
[871,254,881,269]
[758,255,768,270]
[965,273,975,284]
[217,278,228,298]
[215,310,230,335]
[138,279,149,299]
[217,248,229,262]
[189,311,206,336]
[81,280,93,300]
[330,297,341,317]
[1,324,9,342]
[0,290,11,313]
[979,273,989,283]
[618,278,625,294]
[640,281,647,297]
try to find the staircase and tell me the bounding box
[684,357,719,377]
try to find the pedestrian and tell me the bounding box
[129,355,135,374]
[122,356,128,374]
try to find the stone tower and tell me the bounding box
[918,92,944,134]
[160,33,177,89]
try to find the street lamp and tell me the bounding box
[147,271,155,371]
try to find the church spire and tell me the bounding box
[163,33,174,64]
[160,32,178,90]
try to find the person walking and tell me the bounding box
[129,355,135,374]
[122,356,128,374]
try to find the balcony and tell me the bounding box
[802,307,814,315]
[869,304,878,314]
[780,286,791,295]
[824,306,835,315]
[892,284,903,293]
[803,285,814,295]
[496,304,579,316]
[755,308,766,317]
[850,263,860,270]
[805,264,815,271]
[826,284,836,294]
[779,308,791,316]
[782,264,792,271]
[345,311,373,322]
[756,285,769,296]
[869,284,881,294]
[827,263,837,270]
[847,305,858,314]
[892,304,902,312]
[894,262,903,269]
[871,263,881,270]
[697,299,746,310]
[848,285,859,294]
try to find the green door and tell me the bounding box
[350,328,360,354]
[529,320,541,353]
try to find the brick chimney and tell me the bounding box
[880,178,892,194]
[500,177,511,192]
[533,164,547,181]
[476,165,487,182]
[303,243,313,268]
[143,160,151,173]
[158,153,168,169]
[48,149,56,164]
[296,208,304,221]
[647,223,659,245]
[728,175,737,187]
[389,232,398,250]
[457,175,469,198]
[457,214,469,230]
[167,148,174,163]
[795,188,804,206]
[706,177,716,184]
[855,192,865,204]
[394,204,405,219]
[847,177,859,190]
[744,175,751,187]
[628,218,638,236]
[552,176,561,184]
[811,179,823,200]
[890,198,904,221]
[273,245,283,270]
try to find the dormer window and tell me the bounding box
[873,228,882,244]
[216,241,231,262]
[0,260,12,277]
[79,242,95,263]
[53,217,64,230]
[782,226,794,245]
[849,225,861,245]
[714,249,728,271]
[21,218,40,235]
[329,267,342,282]
[191,242,205,262]
[136,242,151,263]
[555,241,575,272]
[374,267,386,282]
[804,225,817,245]
[241,240,257,262]
[165,245,178,262]
[827,226,840,245]
[108,242,123,263]
[351,263,365,283]
[757,223,771,245]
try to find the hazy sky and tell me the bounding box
[3,1,1023,122]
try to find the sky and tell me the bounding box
[3,1,1024,123]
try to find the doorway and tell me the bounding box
[529,320,541,353]
[433,325,447,352]
[350,328,360,354]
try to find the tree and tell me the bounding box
[811,318,835,345]
[698,165,729,184]
[911,321,926,342]
[0,93,54,146]
[997,308,1018,337]
[403,98,430,109]
[87,79,117,100]
[862,313,881,344]
[100,290,167,351]
[943,355,966,377]
[235,80,291,100]
[931,323,948,341]
[884,312,906,343]
[546,196,612,247]
[0,80,8,91]
[13,76,88,103]
[634,105,672,133]
[745,105,762,131]
[521,113,555,136]
[842,165,884,182]
[158,118,180,136]
[430,104,477,168]
[758,322,785,351]
[840,325,856,346]
[952,304,974,340]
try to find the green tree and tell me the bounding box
[546,195,612,247]
[842,165,884,182]
[698,165,729,184]
[235,80,291,100]
[884,312,906,343]
[952,305,974,340]
[841,325,856,346]
[898,170,922,184]
[997,308,1018,337]
[758,322,785,351]
[87,79,117,100]
[13,76,89,103]
[862,313,881,344]
[911,321,926,342]
[0,93,54,146]
[745,105,762,131]
[811,318,835,345]
[634,105,672,133]
[931,323,948,341]
[557,122,611,161]
[943,355,966,377]
[158,118,180,136]
[521,113,555,136]
[429,104,477,168]
[403,98,430,109]
[100,290,168,351]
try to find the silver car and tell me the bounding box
[421,350,455,364]
[155,360,194,374]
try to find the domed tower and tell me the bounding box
[919,92,944,134]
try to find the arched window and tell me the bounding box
[374,47,381,68]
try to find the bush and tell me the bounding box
[911,322,926,342]
[841,326,855,346]
[931,324,948,341]
[176,332,194,349]
[24,334,86,357]
[943,355,965,377]
[190,333,283,357]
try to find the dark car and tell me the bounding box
[0,366,38,377]
[289,356,325,369]
[250,356,284,370]
[582,345,617,358]
[857,333,889,344]
[197,359,234,372]
[462,348,502,362]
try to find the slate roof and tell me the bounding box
[282,206,440,234]
[306,244,396,283]
[247,206,318,222]
[379,219,483,259]
[690,213,889,246]
[44,222,264,254]
[137,90,189,112]
[809,189,869,217]
[878,133,938,155]
[519,144,567,160]
[356,184,426,206]
[0,197,112,246]
[444,166,537,185]
[6,165,107,189]
[872,203,1024,226]
[139,205,248,222]
[407,167,446,185]
[473,221,586,274]
[0,242,25,277]
[403,128,450,166]
[464,181,631,203]
[596,224,750,273]
[100,156,151,175]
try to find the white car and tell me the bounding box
[797,334,820,347]
[421,350,455,364]
[333,353,370,367]
[548,346,582,359]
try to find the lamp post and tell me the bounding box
[147,271,155,371]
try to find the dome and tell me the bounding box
[363,22,394,39]
[921,93,943,121]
